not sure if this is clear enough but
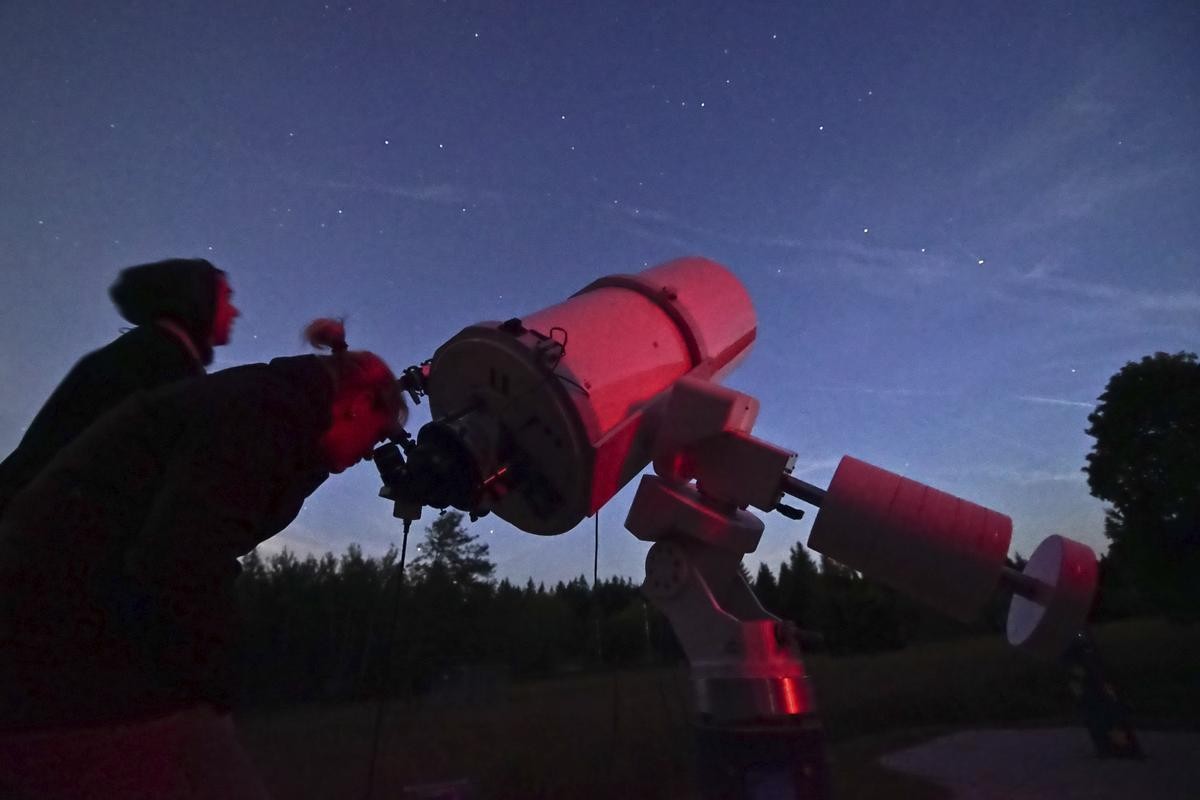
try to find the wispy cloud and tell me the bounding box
[606,207,971,305]
[970,33,1196,241]
[604,208,962,287]
[600,203,719,250]
[993,162,1183,240]
[318,178,504,206]
[772,231,1197,325]
[810,382,956,400]
[963,465,1090,487]
[1008,265,1200,314]
[596,43,1197,328]
[609,217,699,251]
[973,76,1116,187]
[921,459,1090,488]
[789,457,843,477]
[1015,395,1095,409]
[607,200,1199,325]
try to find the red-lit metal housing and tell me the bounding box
[424,257,756,535]
[808,456,1013,621]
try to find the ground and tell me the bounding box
[237,619,1198,798]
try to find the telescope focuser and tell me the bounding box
[397,362,431,406]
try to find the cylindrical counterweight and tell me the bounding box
[1007,534,1098,658]
[807,456,1012,621]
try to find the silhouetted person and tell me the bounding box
[0,320,404,799]
[0,258,240,518]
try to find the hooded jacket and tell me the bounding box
[109,258,221,366]
[0,355,332,732]
[0,259,221,517]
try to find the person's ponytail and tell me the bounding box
[303,318,406,428]
[303,318,349,354]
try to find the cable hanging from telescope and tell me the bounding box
[553,373,590,397]
[362,523,411,800]
[543,325,590,397]
[586,507,624,793]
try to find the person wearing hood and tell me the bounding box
[0,257,239,518]
[0,319,405,799]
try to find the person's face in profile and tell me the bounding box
[210,275,240,346]
[320,389,398,474]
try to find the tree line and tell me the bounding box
[232,513,1038,710]
[234,512,678,709]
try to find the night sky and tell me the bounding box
[2,1,1197,586]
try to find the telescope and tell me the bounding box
[374,257,1099,799]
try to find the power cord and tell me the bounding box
[363,522,411,800]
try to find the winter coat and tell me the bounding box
[0,259,221,517]
[0,355,332,732]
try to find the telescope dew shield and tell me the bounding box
[423,257,757,535]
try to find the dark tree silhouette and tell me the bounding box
[753,562,780,613]
[402,512,496,690]
[409,510,495,586]
[777,543,819,628]
[1085,351,1200,621]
